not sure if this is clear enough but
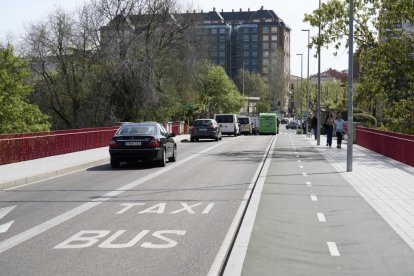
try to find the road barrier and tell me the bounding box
[356,126,414,167]
[0,127,118,165]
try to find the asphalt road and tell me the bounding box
[2,128,414,276]
[0,135,273,276]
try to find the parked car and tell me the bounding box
[238,116,252,135]
[191,119,222,142]
[214,114,239,136]
[286,120,299,129]
[109,122,176,168]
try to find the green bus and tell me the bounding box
[259,113,277,135]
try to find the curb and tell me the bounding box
[1,158,109,191]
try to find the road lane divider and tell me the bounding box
[317,213,326,223]
[0,139,233,255]
[211,136,276,276]
[327,242,340,256]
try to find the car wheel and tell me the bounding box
[168,145,177,162]
[158,148,167,167]
[110,159,120,168]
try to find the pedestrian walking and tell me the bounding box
[306,115,312,136]
[335,113,345,148]
[311,114,317,140]
[325,112,335,147]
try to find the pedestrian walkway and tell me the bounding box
[235,132,414,275]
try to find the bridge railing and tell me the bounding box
[356,126,414,167]
[0,127,118,165]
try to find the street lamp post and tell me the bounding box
[317,0,321,146]
[347,0,354,171]
[301,29,310,136]
[296,53,303,117]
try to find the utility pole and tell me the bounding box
[317,0,321,146]
[347,0,354,171]
[296,53,303,117]
[301,29,311,136]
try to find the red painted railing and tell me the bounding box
[0,127,118,165]
[356,126,414,167]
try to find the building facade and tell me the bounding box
[197,7,291,81]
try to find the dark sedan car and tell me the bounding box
[109,122,176,168]
[191,119,222,142]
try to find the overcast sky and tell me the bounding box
[0,0,350,76]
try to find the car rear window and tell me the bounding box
[238,118,249,124]
[119,125,156,135]
[193,120,213,127]
[215,115,234,123]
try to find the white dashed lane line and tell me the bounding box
[317,213,326,222]
[311,195,318,201]
[327,242,341,256]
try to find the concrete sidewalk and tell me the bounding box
[0,134,190,190]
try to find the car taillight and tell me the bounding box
[109,139,118,148]
[148,137,161,148]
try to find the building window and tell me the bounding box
[211,29,217,34]
[263,58,269,65]
[252,51,258,57]
[263,51,270,57]
[219,28,226,34]
[271,27,278,33]
[271,35,278,41]
[263,43,269,50]
[271,43,277,49]
[263,26,269,33]
[263,35,269,41]
[244,51,249,57]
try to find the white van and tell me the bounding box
[214,114,240,136]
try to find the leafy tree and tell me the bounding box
[304,0,414,134]
[198,64,243,117]
[267,48,288,112]
[0,45,50,133]
[234,69,270,115]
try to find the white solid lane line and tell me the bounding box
[327,242,340,256]
[219,137,276,276]
[306,181,311,186]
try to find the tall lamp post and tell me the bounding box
[301,29,310,136]
[317,0,322,146]
[347,0,354,171]
[296,53,303,117]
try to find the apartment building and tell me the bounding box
[198,7,291,81]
